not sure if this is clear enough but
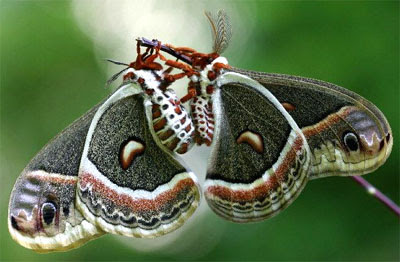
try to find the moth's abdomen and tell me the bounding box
[150,89,194,154]
[190,95,215,146]
[186,56,228,146]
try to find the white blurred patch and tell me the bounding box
[71,0,250,80]
[70,0,251,257]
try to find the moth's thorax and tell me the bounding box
[122,68,194,154]
[189,56,229,145]
[189,56,229,97]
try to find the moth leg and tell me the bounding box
[180,84,197,103]
[162,66,174,75]
[164,72,187,83]
[130,41,163,70]
[163,59,194,74]
[165,44,197,54]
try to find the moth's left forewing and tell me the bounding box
[8,105,105,253]
[76,84,200,238]
[204,72,311,222]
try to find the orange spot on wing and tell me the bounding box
[282,102,296,112]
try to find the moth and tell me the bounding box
[8,10,393,253]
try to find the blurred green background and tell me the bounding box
[1,1,398,261]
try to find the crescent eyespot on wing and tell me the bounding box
[76,84,200,238]
[204,72,311,222]
[230,68,393,179]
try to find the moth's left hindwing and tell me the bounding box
[204,72,311,222]
[77,85,200,237]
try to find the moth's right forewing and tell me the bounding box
[230,68,392,179]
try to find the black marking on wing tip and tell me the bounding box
[379,139,385,151]
[10,216,19,230]
[63,206,70,217]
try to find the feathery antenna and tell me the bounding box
[205,10,232,54]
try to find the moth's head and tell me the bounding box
[8,170,102,252]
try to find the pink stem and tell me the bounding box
[351,176,400,217]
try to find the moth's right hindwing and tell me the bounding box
[230,68,393,179]
[204,72,311,222]
[76,85,200,238]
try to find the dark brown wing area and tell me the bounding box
[27,106,97,176]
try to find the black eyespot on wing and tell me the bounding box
[42,202,57,225]
[343,132,359,151]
